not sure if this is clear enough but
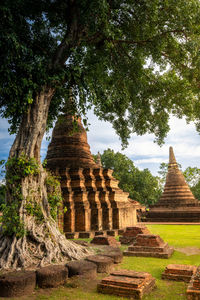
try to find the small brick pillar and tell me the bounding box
[84,168,103,231]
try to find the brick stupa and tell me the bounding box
[147,147,200,222]
[46,114,137,236]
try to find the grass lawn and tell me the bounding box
[1,225,200,300]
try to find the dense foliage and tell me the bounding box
[46,172,63,221]
[0,184,5,208]
[94,149,162,206]
[1,1,200,145]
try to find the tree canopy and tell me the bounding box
[94,149,162,206]
[1,0,200,145]
[1,0,200,270]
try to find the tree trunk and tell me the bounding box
[0,86,91,270]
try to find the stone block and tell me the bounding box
[119,236,136,245]
[36,265,68,288]
[136,234,165,247]
[123,226,150,237]
[90,235,121,247]
[66,259,97,278]
[65,232,79,239]
[78,232,94,238]
[119,225,150,245]
[0,271,36,297]
[107,230,117,236]
[187,266,200,299]
[118,229,125,235]
[95,231,105,236]
[97,269,156,299]
[100,250,123,264]
[162,264,197,283]
[85,255,114,273]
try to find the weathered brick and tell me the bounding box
[162,264,197,283]
[124,234,174,258]
[46,114,138,235]
[97,269,156,299]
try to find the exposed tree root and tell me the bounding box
[0,157,93,271]
[0,216,91,270]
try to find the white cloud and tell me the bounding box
[135,158,167,165]
[87,112,200,175]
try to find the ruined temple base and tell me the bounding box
[187,266,200,300]
[123,234,174,259]
[97,269,156,299]
[146,208,200,223]
[119,226,150,245]
[162,264,197,283]
[65,229,122,239]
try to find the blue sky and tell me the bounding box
[1,109,200,178]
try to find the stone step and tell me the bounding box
[127,244,168,253]
[162,264,197,283]
[123,247,174,259]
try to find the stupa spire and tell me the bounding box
[169,146,177,166]
[97,152,102,167]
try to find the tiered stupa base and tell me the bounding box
[123,234,174,258]
[162,264,197,283]
[147,207,200,223]
[97,269,156,299]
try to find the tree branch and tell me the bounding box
[109,29,186,46]
[50,1,82,69]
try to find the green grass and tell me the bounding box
[147,225,200,248]
[1,225,200,300]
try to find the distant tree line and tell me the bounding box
[93,149,162,207]
[94,149,200,207]
[1,149,200,210]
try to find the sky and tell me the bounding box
[1,109,200,178]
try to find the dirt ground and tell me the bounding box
[174,246,200,256]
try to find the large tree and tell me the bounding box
[1,0,200,269]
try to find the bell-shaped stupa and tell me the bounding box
[46,114,97,169]
[147,147,200,222]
